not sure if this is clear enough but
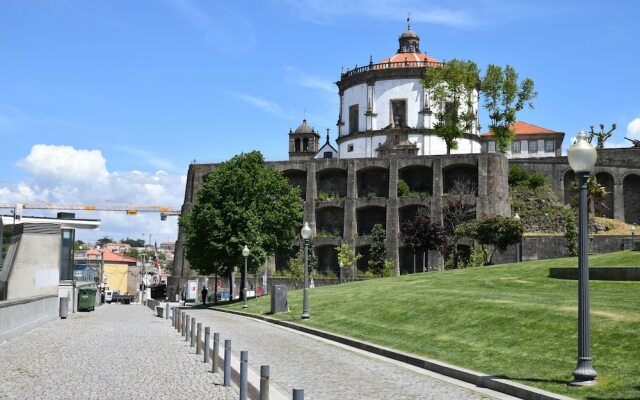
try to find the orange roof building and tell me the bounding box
[480,121,564,158]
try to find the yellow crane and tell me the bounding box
[0,203,180,220]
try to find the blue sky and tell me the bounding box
[1,0,639,242]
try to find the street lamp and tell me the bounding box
[567,130,598,386]
[514,213,522,263]
[300,222,313,319]
[242,245,250,309]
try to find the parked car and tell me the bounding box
[105,290,119,304]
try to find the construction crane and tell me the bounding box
[0,203,180,221]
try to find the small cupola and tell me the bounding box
[398,17,420,53]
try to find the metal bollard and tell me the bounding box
[223,340,231,387]
[292,389,304,400]
[196,322,202,354]
[190,318,196,347]
[185,315,190,341]
[240,351,248,400]
[212,333,220,372]
[181,312,186,334]
[172,309,177,328]
[260,365,270,400]
[204,327,210,363]
[165,305,169,319]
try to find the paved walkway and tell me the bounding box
[186,308,517,400]
[0,303,238,400]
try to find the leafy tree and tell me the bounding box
[397,179,411,197]
[121,237,145,247]
[287,241,317,282]
[335,242,362,282]
[424,59,480,154]
[73,240,86,251]
[456,215,524,265]
[124,248,140,259]
[96,237,113,247]
[569,176,609,215]
[481,64,537,153]
[400,209,448,272]
[368,224,388,276]
[181,151,303,297]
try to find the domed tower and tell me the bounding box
[288,119,321,160]
[335,20,481,158]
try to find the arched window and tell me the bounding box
[295,138,301,152]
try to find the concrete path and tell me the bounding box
[186,308,518,400]
[0,303,238,400]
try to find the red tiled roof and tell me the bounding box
[87,249,138,263]
[380,52,439,64]
[482,121,559,136]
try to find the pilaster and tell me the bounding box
[305,163,317,231]
[343,161,358,243]
[386,158,399,274]
[614,179,625,221]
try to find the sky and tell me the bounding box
[1,0,639,243]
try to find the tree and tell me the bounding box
[456,215,524,265]
[121,237,145,247]
[335,242,361,282]
[569,176,609,215]
[442,180,477,268]
[180,151,303,297]
[424,59,480,154]
[400,209,448,272]
[124,248,140,259]
[508,165,529,187]
[96,237,113,248]
[588,123,616,149]
[481,64,537,153]
[368,224,388,276]
[74,240,86,251]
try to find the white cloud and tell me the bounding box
[285,66,335,93]
[627,118,640,140]
[1,144,186,242]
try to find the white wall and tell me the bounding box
[339,134,481,158]
[342,83,367,134]
[374,79,422,128]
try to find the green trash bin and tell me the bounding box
[78,286,97,311]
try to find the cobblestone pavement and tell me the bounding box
[0,303,238,400]
[187,309,518,400]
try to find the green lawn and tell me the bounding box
[217,251,640,399]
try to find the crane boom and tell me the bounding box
[0,202,179,217]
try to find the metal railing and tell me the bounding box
[342,60,443,78]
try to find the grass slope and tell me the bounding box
[218,251,640,399]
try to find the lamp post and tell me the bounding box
[242,245,250,309]
[567,130,598,386]
[300,222,313,319]
[631,225,636,250]
[514,213,522,262]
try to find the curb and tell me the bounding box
[210,307,575,400]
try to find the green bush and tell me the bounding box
[397,179,411,197]
[527,172,548,188]
[508,165,529,186]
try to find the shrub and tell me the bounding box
[397,179,411,197]
[381,259,395,277]
[509,165,529,186]
[528,172,548,189]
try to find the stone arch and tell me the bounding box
[398,246,426,274]
[443,164,478,195]
[316,245,339,276]
[399,205,428,226]
[594,171,614,218]
[316,206,344,237]
[356,245,371,273]
[563,170,576,206]
[623,173,640,224]
[398,165,433,196]
[283,169,307,200]
[317,168,347,199]
[356,205,386,236]
[357,166,389,198]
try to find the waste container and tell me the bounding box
[59,297,69,319]
[78,286,97,311]
[270,285,288,313]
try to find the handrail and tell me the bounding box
[342,60,443,78]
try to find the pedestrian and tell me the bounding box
[201,286,209,305]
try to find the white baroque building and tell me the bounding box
[334,23,482,159]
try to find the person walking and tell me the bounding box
[201,286,209,305]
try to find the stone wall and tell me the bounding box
[173,153,511,279]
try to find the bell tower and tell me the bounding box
[288,119,321,160]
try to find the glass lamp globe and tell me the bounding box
[242,245,250,257]
[568,130,597,173]
[301,222,313,240]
